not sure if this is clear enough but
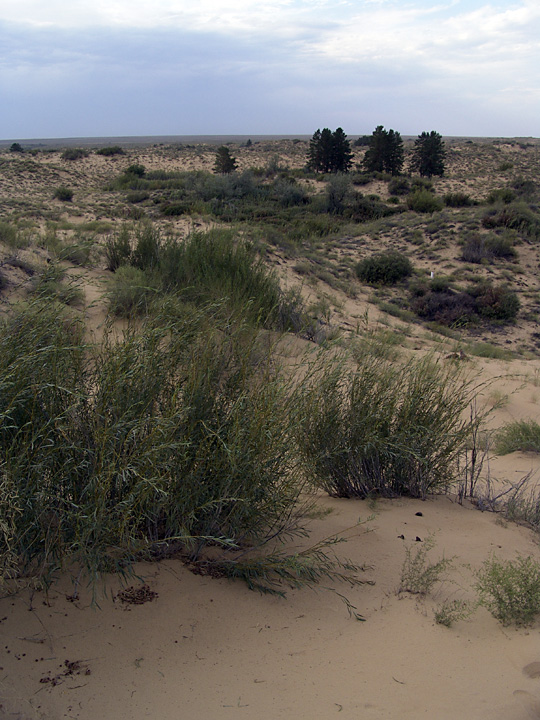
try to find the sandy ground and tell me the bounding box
[2,491,540,720]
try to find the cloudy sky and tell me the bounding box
[1,0,539,139]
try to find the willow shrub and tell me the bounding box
[298,346,479,498]
[0,299,306,587]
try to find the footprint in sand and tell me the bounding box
[513,690,540,719]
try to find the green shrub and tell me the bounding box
[131,223,161,271]
[411,281,519,326]
[107,265,155,316]
[388,177,410,196]
[126,191,150,204]
[58,239,94,266]
[298,348,478,498]
[125,163,146,177]
[9,142,24,153]
[487,188,515,204]
[411,289,476,327]
[399,537,453,595]
[61,148,88,161]
[0,300,313,588]
[0,221,19,248]
[411,177,433,192]
[105,226,132,271]
[461,234,516,263]
[96,145,125,156]
[53,186,74,202]
[352,196,399,221]
[407,190,443,213]
[158,230,288,328]
[434,599,474,627]
[476,556,540,626]
[494,420,540,455]
[356,251,413,285]
[482,203,540,241]
[470,282,520,322]
[30,264,83,306]
[444,192,474,207]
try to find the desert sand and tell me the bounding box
[1,489,540,720]
[2,137,540,719]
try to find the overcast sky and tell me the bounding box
[1,0,539,140]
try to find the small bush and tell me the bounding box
[494,420,540,455]
[61,148,89,161]
[388,177,410,196]
[444,192,474,207]
[399,537,452,595]
[0,221,19,248]
[411,177,433,192]
[470,282,520,322]
[30,264,83,306]
[487,188,515,204]
[131,224,161,271]
[407,190,443,213]
[126,191,150,204]
[482,203,540,241]
[9,142,24,153]
[476,556,540,626]
[0,300,316,589]
[461,234,516,263]
[58,238,94,266]
[96,145,125,156]
[107,265,155,316]
[105,226,132,271]
[356,251,413,285]
[434,599,474,627]
[411,289,476,327]
[298,349,479,498]
[53,186,74,202]
[125,163,146,177]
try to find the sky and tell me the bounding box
[0,0,539,139]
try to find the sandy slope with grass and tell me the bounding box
[2,138,540,719]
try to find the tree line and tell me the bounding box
[307,126,446,178]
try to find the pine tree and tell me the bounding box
[410,131,446,178]
[308,128,353,173]
[363,126,404,175]
[214,146,238,174]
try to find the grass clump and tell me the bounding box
[0,299,316,590]
[494,420,540,455]
[476,555,540,626]
[434,599,474,627]
[107,265,155,316]
[105,225,304,331]
[96,145,125,156]
[356,251,412,285]
[407,190,443,213]
[461,233,516,263]
[298,347,479,498]
[61,148,89,161]
[53,187,74,202]
[399,537,453,595]
[411,281,519,327]
[443,192,474,207]
[0,221,20,248]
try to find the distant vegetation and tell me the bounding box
[96,145,125,156]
